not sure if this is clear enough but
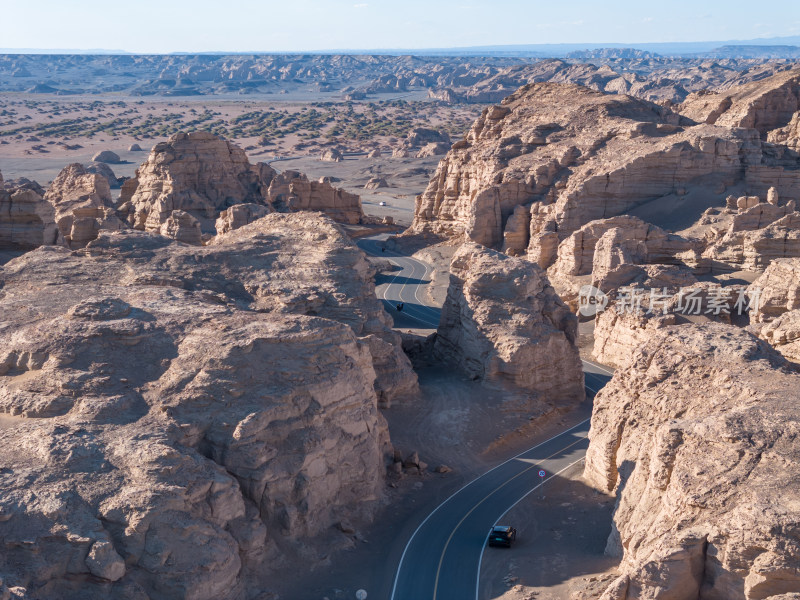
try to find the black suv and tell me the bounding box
[487,525,517,547]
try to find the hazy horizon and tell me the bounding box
[4,0,800,54]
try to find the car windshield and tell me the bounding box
[492,527,510,535]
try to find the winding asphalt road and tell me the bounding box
[357,234,614,600]
[357,234,442,329]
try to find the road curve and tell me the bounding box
[357,234,442,329]
[388,364,610,600]
[356,234,613,600]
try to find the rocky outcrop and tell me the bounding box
[592,305,678,369]
[364,177,388,190]
[0,176,59,249]
[120,133,362,232]
[548,216,700,277]
[119,132,272,233]
[159,209,203,245]
[416,142,450,157]
[407,83,800,252]
[85,161,120,189]
[43,163,126,249]
[758,310,800,364]
[501,204,530,256]
[703,198,800,271]
[320,148,343,162]
[679,66,800,144]
[91,150,121,164]
[434,243,584,401]
[406,127,450,147]
[585,323,800,600]
[0,212,414,598]
[266,171,362,225]
[748,258,800,323]
[545,216,701,306]
[215,203,270,236]
[206,213,416,404]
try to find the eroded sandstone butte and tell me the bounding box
[434,242,585,402]
[0,170,59,249]
[407,82,800,261]
[44,163,126,249]
[119,131,363,235]
[585,323,800,600]
[0,213,415,598]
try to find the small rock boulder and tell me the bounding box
[364,177,388,190]
[416,142,450,158]
[160,210,203,245]
[320,148,343,162]
[91,150,122,164]
[85,540,126,582]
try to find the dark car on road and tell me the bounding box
[487,525,517,547]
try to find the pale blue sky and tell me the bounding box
[2,0,799,53]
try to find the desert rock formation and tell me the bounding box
[679,66,800,147]
[320,148,343,162]
[0,212,415,597]
[119,132,272,232]
[592,305,678,369]
[215,203,271,236]
[408,83,800,256]
[159,209,203,245]
[44,163,127,249]
[120,133,362,233]
[0,171,59,249]
[84,161,121,190]
[749,258,800,323]
[585,323,800,599]
[703,200,800,271]
[434,243,584,401]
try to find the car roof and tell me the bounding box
[492,525,512,532]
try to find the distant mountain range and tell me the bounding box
[2,35,800,58]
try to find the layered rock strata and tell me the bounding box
[408,83,800,256]
[43,163,126,249]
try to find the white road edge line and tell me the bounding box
[581,359,615,376]
[474,454,588,600]
[389,416,592,600]
[371,244,439,328]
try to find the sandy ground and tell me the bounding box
[0,92,479,189]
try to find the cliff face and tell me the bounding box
[679,66,800,148]
[584,323,800,600]
[407,82,800,254]
[0,213,413,598]
[0,171,59,249]
[434,242,585,403]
